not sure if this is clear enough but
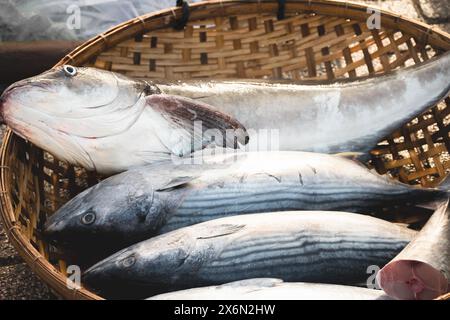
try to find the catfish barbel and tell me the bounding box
[157,51,450,153]
[44,151,445,256]
[0,65,248,174]
[83,211,416,299]
[377,200,450,300]
[148,278,392,300]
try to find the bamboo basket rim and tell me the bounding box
[0,129,103,300]
[55,0,450,67]
[1,0,449,300]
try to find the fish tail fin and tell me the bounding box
[437,175,450,192]
[424,176,450,210]
[416,198,449,211]
[415,177,450,211]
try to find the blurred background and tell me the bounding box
[0,0,203,93]
[0,0,448,299]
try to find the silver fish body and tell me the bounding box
[0,66,247,174]
[377,200,450,300]
[148,278,393,300]
[83,211,416,299]
[158,51,450,154]
[2,53,448,174]
[44,151,445,255]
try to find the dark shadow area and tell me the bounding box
[413,0,450,23]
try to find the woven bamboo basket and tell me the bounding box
[1,0,449,300]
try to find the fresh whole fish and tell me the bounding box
[148,278,393,300]
[44,151,447,255]
[83,211,416,299]
[377,200,450,300]
[2,53,449,174]
[158,51,450,153]
[0,65,248,174]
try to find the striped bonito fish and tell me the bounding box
[83,211,416,299]
[148,278,393,300]
[44,151,446,256]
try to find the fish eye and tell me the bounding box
[121,255,136,268]
[81,211,96,225]
[63,65,77,77]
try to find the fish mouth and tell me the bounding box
[43,222,92,252]
[43,217,63,235]
[82,258,160,299]
[0,85,15,125]
[3,110,96,171]
[82,259,118,292]
[42,218,70,247]
[83,265,99,282]
[0,80,52,125]
[3,79,51,96]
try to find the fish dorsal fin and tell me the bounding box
[156,175,199,192]
[196,223,245,240]
[146,94,248,157]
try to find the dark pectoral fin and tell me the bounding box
[147,94,249,157]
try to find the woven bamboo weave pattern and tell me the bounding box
[0,1,449,300]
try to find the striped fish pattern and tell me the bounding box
[148,278,393,300]
[44,151,445,256]
[83,211,417,298]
